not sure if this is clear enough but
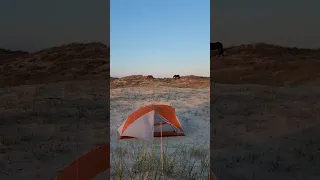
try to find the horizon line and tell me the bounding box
[3,41,320,53]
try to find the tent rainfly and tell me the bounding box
[118,105,185,141]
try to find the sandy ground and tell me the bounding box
[0,80,109,180]
[210,44,320,180]
[211,83,320,180]
[0,79,209,180]
[1,43,319,179]
[110,87,210,176]
[1,77,319,179]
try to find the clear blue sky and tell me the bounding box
[110,0,210,78]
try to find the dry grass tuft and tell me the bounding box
[111,141,210,180]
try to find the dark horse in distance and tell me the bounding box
[211,42,224,57]
[173,75,180,79]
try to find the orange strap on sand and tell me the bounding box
[210,169,217,180]
[56,144,110,180]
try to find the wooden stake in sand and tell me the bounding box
[160,122,164,180]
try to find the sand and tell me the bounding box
[211,83,320,180]
[0,80,109,180]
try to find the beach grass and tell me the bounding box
[110,140,210,180]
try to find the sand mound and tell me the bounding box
[111,75,210,89]
[211,43,320,86]
[0,43,109,87]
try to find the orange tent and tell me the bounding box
[118,105,185,141]
[55,144,109,180]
